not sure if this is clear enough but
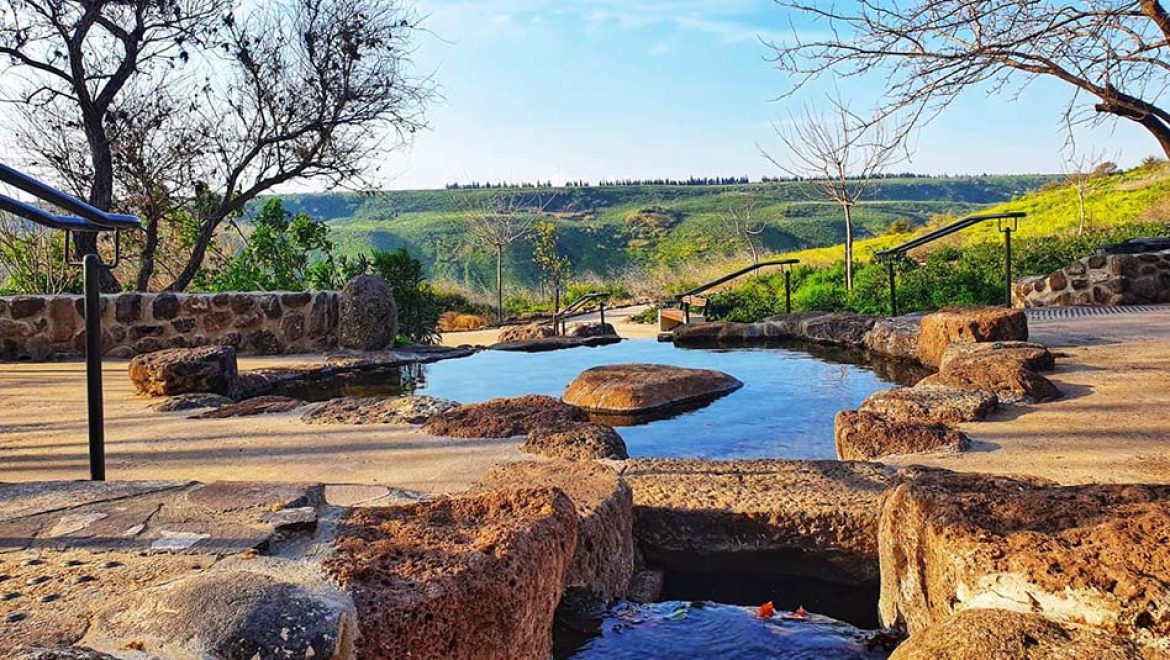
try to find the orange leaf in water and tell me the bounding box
[757,601,775,619]
[783,605,809,620]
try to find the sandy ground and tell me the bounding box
[0,355,523,494]
[4,306,1170,491]
[440,304,659,346]
[885,309,1170,485]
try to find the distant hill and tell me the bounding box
[276,175,1058,289]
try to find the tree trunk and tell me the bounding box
[843,203,855,290]
[495,245,504,324]
[80,112,123,292]
[167,219,217,291]
[1077,187,1087,236]
[135,212,161,291]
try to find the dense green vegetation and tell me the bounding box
[275,175,1055,290]
[705,162,1170,320]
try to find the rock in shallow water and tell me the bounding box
[300,395,461,425]
[562,363,742,415]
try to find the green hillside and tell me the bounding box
[276,175,1056,290]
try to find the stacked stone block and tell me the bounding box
[1013,249,1170,307]
[0,291,339,361]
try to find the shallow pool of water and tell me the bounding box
[287,339,922,460]
[554,601,891,660]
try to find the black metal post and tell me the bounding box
[83,253,106,481]
[1003,226,1014,307]
[554,287,561,336]
[887,259,899,317]
[599,302,606,329]
[683,302,690,324]
[784,269,792,314]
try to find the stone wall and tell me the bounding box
[1013,249,1170,308]
[0,291,340,361]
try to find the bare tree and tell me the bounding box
[1061,147,1112,236]
[465,193,552,322]
[724,199,766,264]
[0,214,78,294]
[768,1,1170,159]
[2,0,432,292]
[0,0,230,291]
[763,102,902,289]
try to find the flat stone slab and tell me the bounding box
[621,458,898,585]
[300,395,461,425]
[189,395,305,419]
[491,335,621,352]
[423,394,588,438]
[860,384,998,425]
[835,410,969,461]
[0,480,327,656]
[562,363,742,415]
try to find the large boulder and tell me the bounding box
[562,363,743,415]
[797,312,877,346]
[916,306,1029,368]
[863,315,924,362]
[337,274,398,350]
[478,461,635,602]
[889,609,1147,659]
[624,458,897,585]
[522,422,629,460]
[834,410,969,461]
[565,321,617,338]
[300,395,461,425]
[88,570,354,659]
[423,394,588,438]
[878,470,1170,652]
[127,345,239,397]
[938,340,1055,373]
[919,353,1061,404]
[860,384,998,425]
[497,322,555,343]
[671,321,761,347]
[322,488,578,659]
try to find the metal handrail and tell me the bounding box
[670,258,800,321]
[553,291,611,335]
[874,211,1025,315]
[0,161,142,481]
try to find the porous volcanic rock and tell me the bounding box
[151,392,234,412]
[190,395,304,418]
[322,488,578,660]
[562,363,742,415]
[127,345,239,397]
[491,335,621,352]
[423,394,589,438]
[337,274,397,351]
[916,306,1029,368]
[565,322,617,338]
[623,458,898,585]
[859,385,998,425]
[16,648,119,659]
[863,315,925,362]
[889,609,1147,660]
[878,469,1170,651]
[300,395,461,425]
[938,340,1055,373]
[834,410,969,461]
[478,461,635,601]
[919,354,1061,404]
[797,312,877,346]
[497,321,556,343]
[88,570,355,660]
[521,422,629,460]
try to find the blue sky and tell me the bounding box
[382,0,1156,190]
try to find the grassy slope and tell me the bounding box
[279,175,1054,288]
[777,164,1170,267]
